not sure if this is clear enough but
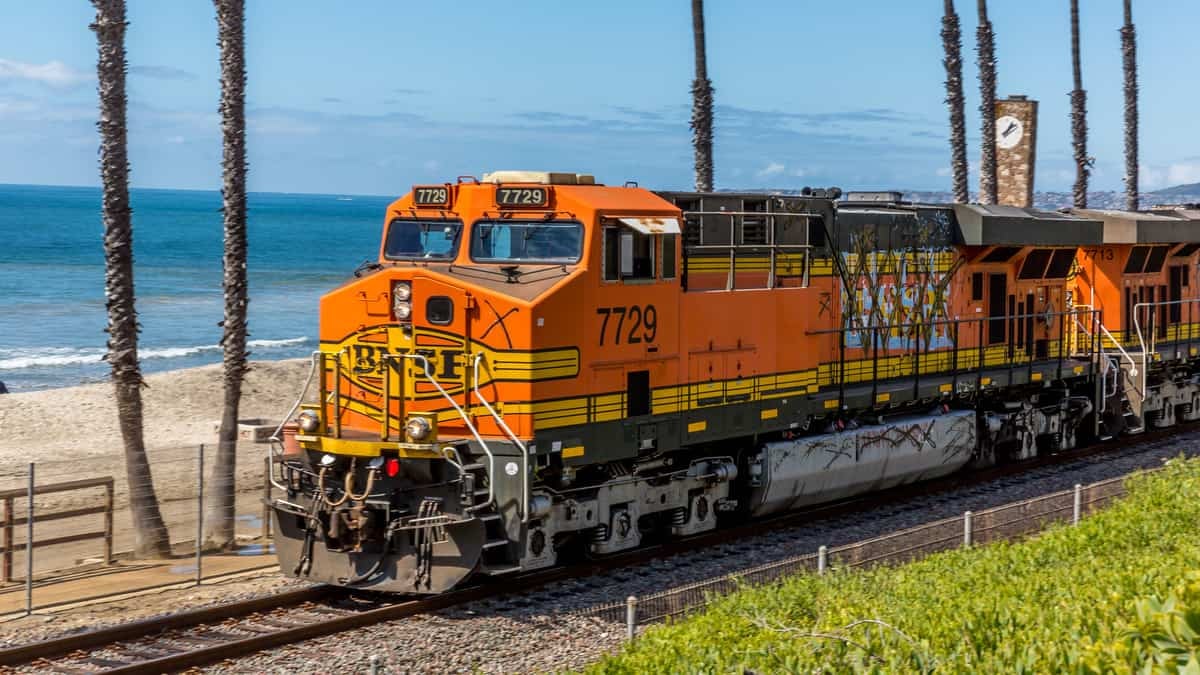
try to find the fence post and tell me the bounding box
[1080,480,1089,523]
[196,443,204,587]
[368,655,381,675]
[2,496,12,583]
[626,595,638,641]
[818,545,828,575]
[26,462,34,616]
[963,511,973,548]
[263,455,272,541]
[103,479,114,564]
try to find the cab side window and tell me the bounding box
[603,226,656,282]
[603,227,620,281]
[661,234,677,280]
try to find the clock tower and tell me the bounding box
[995,95,1038,208]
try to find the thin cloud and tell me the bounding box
[611,105,666,122]
[757,161,785,177]
[129,65,197,81]
[511,111,594,124]
[0,59,89,88]
[718,105,928,128]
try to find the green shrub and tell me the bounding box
[588,457,1200,674]
[1078,571,1200,673]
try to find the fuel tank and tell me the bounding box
[748,409,976,517]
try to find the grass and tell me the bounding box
[587,456,1200,674]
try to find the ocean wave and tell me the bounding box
[0,336,312,370]
[247,336,310,349]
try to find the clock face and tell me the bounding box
[996,115,1023,149]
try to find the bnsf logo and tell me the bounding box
[347,345,463,382]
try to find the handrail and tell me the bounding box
[1070,312,1093,340]
[1069,308,1116,414]
[473,353,530,523]
[680,209,821,218]
[1097,323,1138,375]
[266,350,322,492]
[397,353,496,512]
[685,243,812,250]
[1071,303,1137,377]
[1131,298,1200,398]
[806,307,1094,336]
[680,207,814,292]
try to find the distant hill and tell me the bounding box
[1148,182,1200,200]
[901,184,1200,210]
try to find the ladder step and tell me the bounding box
[460,463,485,472]
[479,513,502,523]
[482,538,508,550]
[473,488,491,497]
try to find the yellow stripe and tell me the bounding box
[295,434,441,459]
[688,420,707,433]
[760,408,778,420]
[562,445,585,458]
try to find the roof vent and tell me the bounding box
[481,171,595,185]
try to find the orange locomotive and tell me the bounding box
[269,173,1200,593]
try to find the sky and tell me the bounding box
[0,1,1197,196]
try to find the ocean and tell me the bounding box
[0,183,394,392]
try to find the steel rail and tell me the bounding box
[1,421,1190,673]
[0,585,334,667]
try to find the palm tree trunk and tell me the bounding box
[1121,0,1139,211]
[1070,0,1089,208]
[690,0,714,192]
[204,0,249,550]
[90,0,171,559]
[941,0,969,203]
[975,0,998,204]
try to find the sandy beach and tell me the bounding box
[0,358,313,464]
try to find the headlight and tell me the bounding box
[393,282,413,320]
[405,416,432,441]
[396,279,415,319]
[297,410,320,432]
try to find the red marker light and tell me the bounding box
[385,458,401,478]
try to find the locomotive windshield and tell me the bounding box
[383,219,462,260]
[469,220,583,264]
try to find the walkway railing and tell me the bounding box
[0,476,114,585]
[583,471,1134,632]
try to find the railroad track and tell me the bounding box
[1,424,1191,674]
